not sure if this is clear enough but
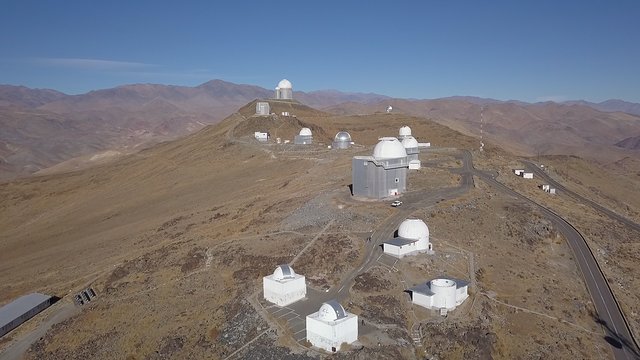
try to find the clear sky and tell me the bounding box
[1,0,639,102]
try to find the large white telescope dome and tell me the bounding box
[373,137,407,160]
[398,219,429,240]
[277,79,292,89]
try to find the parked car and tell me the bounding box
[391,200,403,207]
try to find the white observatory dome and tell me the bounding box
[398,219,429,240]
[334,131,352,142]
[401,136,419,148]
[278,79,292,89]
[273,264,296,281]
[399,126,412,137]
[299,127,312,136]
[373,137,407,159]
[318,300,347,321]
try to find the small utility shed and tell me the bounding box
[0,293,53,337]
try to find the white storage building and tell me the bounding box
[306,300,358,352]
[255,102,270,116]
[263,265,306,307]
[382,218,433,258]
[409,278,469,312]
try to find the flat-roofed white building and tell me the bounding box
[306,300,358,352]
[256,101,270,116]
[409,278,469,312]
[263,265,306,306]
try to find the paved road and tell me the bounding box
[473,154,639,360]
[523,160,640,234]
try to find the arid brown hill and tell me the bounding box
[0,82,389,180]
[325,99,640,164]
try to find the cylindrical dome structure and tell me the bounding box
[275,79,293,99]
[372,137,407,160]
[430,279,457,309]
[399,126,412,138]
[299,128,312,136]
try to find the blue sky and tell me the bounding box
[1,0,639,102]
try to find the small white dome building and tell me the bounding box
[399,125,412,139]
[352,137,409,199]
[306,300,358,352]
[294,127,313,145]
[409,278,469,313]
[263,264,306,306]
[275,79,293,100]
[383,218,433,258]
[332,131,352,149]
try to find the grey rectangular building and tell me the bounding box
[1,293,53,337]
[352,156,408,199]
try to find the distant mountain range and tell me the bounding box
[1,80,639,180]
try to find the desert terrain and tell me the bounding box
[1,100,639,359]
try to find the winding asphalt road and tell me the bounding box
[523,160,640,234]
[474,153,639,360]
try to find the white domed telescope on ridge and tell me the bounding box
[294,127,313,145]
[332,131,353,149]
[352,137,409,199]
[275,79,293,100]
[383,218,434,258]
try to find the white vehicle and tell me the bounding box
[391,200,403,207]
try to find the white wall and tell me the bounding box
[306,314,358,352]
[383,243,416,258]
[263,275,306,306]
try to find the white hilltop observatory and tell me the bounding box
[263,264,306,306]
[306,300,358,352]
[382,218,433,258]
[332,131,353,149]
[275,79,293,100]
[294,127,313,145]
[409,278,469,313]
[352,137,408,199]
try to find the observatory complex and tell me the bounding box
[263,264,306,307]
[332,131,353,149]
[382,218,433,257]
[275,79,293,100]
[352,137,409,199]
[306,300,358,352]
[294,128,313,145]
[409,278,469,313]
